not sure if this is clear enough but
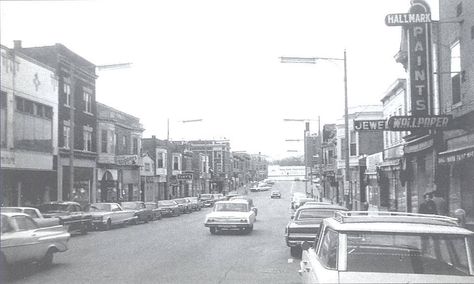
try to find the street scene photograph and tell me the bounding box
[1,0,474,283]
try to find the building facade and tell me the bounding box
[1,44,58,206]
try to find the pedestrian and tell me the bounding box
[432,190,448,216]
[419,192,438,215]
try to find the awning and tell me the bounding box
[438,145,474,165]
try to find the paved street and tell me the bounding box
[7,181,306,284]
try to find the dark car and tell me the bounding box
[173,198,192,214]
[144,202,163,220]
[121,201,154,224]
[36,201,93,235]
[157,200,181,217]
[199,194,215,208]
[285,204,347,258]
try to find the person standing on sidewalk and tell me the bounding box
[419,192,438,215]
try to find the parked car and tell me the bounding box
[204,200,256,234]
[229,196,258,217]
[199,194,216,207]
[121,201,154,224]
[300,211,474,283]
[286,204,347,258]
[225,191,240,200]
[300,201,331,207]
[1,212,70,271]
[2,207,60,228]
[186,197,202,211]
[84,203,137,230]
[145,202,163,220]
[290,192,307,209]
[37,201,93,235]
[270,190,281,198]
[157,200,181,217]
[212,193,225,201]
[173,198,192,214]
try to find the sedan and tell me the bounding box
[145,202,163,220]
[84,203,137,230]
[1,212,70,271]
[121,201,154,224]
[173,198,192,214]
[157,200,181,217]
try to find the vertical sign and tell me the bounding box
[407,0,432,116]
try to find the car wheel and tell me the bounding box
[210,227,217,234]
[290,246,302,258]
[105,219,112,231]
[80,223,88,235]
[39,249,55,268]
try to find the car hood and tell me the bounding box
[206,211,252,219]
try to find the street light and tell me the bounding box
[280,50,350,208]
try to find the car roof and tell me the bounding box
[1,212,30,218]
[324,211,474,235]
[297,204,348,211]
[2,206,38,210]
[215,200,248,205]
[41,201,81,205]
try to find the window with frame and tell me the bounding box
[157,152,165,168]
[349,131,357,156]
[450,40,461,105]
[101,130,108,153]
[84,129,93,151]
[63,81,71,106]
[13,216,38,231]
[132,137,138,155]
[63,124,71,149]
[173,155,179,170]
[1,91,6,147]
[83,91,92,113]
[317,228,339,270]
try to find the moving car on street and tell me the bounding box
[2,207,60,228]
[286,204,347,258]
[204,200,256,234]
[84,203,137,230]
[121,201,154,224]
[229,195,258,217]
[270,190,281,198]
[1,212,70,271]
[157,200,181,217]
[299,211,474,283]
[145,202,164,220]
[199,194,216,207]
[37,201,93,235]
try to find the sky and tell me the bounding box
[0,0,439,160]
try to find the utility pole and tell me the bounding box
[343,50,350,209]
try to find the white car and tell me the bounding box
[204,200,256,234]
[1,212,70,269]
[84,203,137,230]
[300,211,474,283]
[2,207,60,228]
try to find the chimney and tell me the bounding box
[13,40,22,50]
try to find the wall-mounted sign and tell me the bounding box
[177,173,193,180]
[115,155,139,166]
[385,13,431,26]
[438,147,474,164]
[387,115,452,131]
[354,120,388,131]
[385,0,432,117]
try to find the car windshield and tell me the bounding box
[1,208,22,213]
[121,202,139,209]
[37,204,69,212]
[200,194,213,200]
[87,204,111,212]
[295,209,336,220]
[346,232,471,276]
[158,201,176,206]
[215,203,248,212]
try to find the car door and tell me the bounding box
[2,215,42,263]
[301,226,339,284]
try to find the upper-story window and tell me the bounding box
[101,130,108,153]
[349,131,357,156]
[450,40,461,105]
[144,163,151,171]
[63,81,71,106]
[83,127,93,151]
[1,91,7,147]
[132,137,138,155]
[157,152,165,168]
[173,155,180,171]
[83,90,92,113]
[63,124,71,149]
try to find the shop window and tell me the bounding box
[14,102,53,152]
[450,40,461,105]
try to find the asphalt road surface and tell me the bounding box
[6,180,307,284]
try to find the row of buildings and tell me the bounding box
[307,0,473,223]
[0,41,268,207]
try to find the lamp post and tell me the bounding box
[280,50,350,208]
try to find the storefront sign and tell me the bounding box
[386,0,432,116]
[116,155,139,166]
[385,13,431,26]
[354,120,388,131]
[438,147,474,164]
[404,138,433,154]
[388,115,451,131]
[177,173,193,180]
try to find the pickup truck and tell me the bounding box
[37,201,93,235]
[1,207,60,228]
